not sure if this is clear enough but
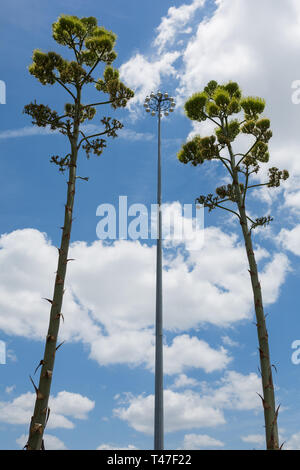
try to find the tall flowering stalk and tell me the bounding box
[24,15,133,450]
[178,80,289,450]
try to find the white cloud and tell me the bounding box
[241,434,264,447]
[0,123,154,143]
[113,371,261,434]
[0,390,94,429]
[154,0,205,54]
[284,191,300,212]
[285,431,300,450]
[204,370,262,411]
[278,224,300,256]
[5,385,16,394]
[171,374,199,389]
[97,444,138,450]
[177,0,258,99]
[90,333,231,375]
[182,433,224,449]
[0,126,56,139]
[119,52,180,113]
[0,229,99,341]
[259,253,291,304]
[163,335,231,374]
[89,328,154,368]
[0,227,289,373]
[221,336,239,348]
[114,389,225,434]
[50,391,95,420]
[16,433,67,450]
[6,349,17,362]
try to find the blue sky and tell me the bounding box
[1,0,300,450]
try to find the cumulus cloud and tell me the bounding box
[153,0,205,54]
[97,444,138,450]
[0,227,289,373]
[113,371,261,434]
[241,434,264,447]
[285,431,300,450]
[113,389,225,434]
[119,1,205,112]
[182,433,224,449]
[203,370,262,411]
[163,335,231,374]
[278,224,300,256]
[16,433,67,450]
[0,390,94,429]
[221,336,239,348]
[170,374,200,389]
[119,52,180,113]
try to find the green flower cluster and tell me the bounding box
[184,80,242,123]
[65,103,96,122]
[52,15,117,65]
[177,135,219,166]
[95,67,134,109]
[268,167,289,187]
[28,14,134,111]
[215,183,245,201]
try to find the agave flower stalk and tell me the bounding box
[24,14,133,450]
[178,80,289,450]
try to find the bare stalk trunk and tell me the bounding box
[228,142,279,449]
[27,91,81,450]
[238,202,279,449]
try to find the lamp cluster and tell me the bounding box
[144,91,176,117]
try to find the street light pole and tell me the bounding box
[144,91,176,450]
[155,102,163,451]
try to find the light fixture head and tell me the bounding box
[151,111,156,116]
[145,96,150,102]
[171,101,176,107]
[146,108,151,113]
[157,91,162,98]
[164,111,169,116]
[169,108,174,112]
[150,92,155,98]
[164,92,169,98]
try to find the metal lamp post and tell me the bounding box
[144,91,176,450]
